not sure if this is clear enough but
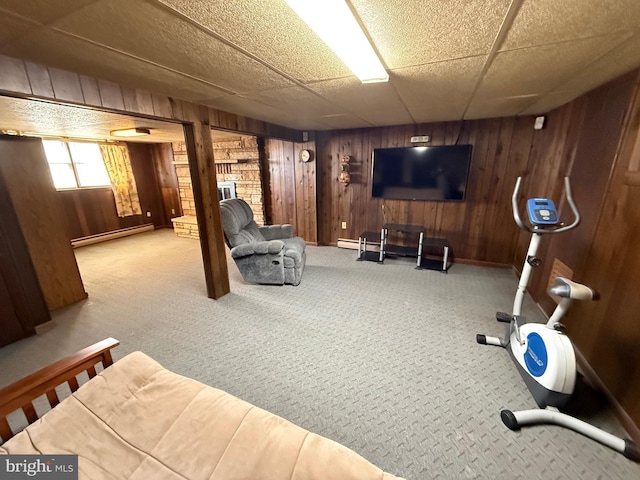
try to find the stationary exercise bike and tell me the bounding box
[477,176,639,462]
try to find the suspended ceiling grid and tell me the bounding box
[0,0,639,131]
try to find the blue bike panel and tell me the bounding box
[524,332,548,377]
[526,198,559,225]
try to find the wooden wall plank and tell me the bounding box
[0,136,86,311]
[79,75,102,106]
[152,94,173,119]
[558,70,640,439]
[48,68,84,103]
[0,55,31,94]
[169,98,185,121]
[0,272,26,347]
[0,151,49,336]
[121,87,155,115]
[265,139,300,233]
[56,142,173,238]
[24,62,53,97]
[127,143,167,228]
[291,139,317,243]
[97,80,125,110]
[151,143,182,223]
[58,189,121,239]
[526,73,637,316]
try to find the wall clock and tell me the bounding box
[300,149,312,162]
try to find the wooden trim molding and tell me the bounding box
[0,338,120,442]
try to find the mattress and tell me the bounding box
[0,351,402,480]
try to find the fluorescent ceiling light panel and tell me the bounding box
[110,127,151,137]
[285,0,388,83]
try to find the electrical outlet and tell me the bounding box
[146,211,152,217]
[341,221,347,229]
[171,208,176,215]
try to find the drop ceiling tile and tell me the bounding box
[408,103,468,124]
[3,28,228,103]
[307,77,405,112]
[464,95,540,119]
[286,118,336,131]
[351,0,511,68]
[51,0,293,94]
[502,0,640,51]
[548,34,640,98]
[391,56,486,108]
[476,34,628,99]
[353,108,415,127]
[0,0,97,24]
[519,92,581,115]
[315,113,373,130]
[202,95,297,128]
[243,86,343,117]
[156,0,352,83]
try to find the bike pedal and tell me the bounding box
[496,312,512,323]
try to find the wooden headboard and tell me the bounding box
[0,337,120,443]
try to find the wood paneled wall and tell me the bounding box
[0,54,233,301]
[526,71,640,432]
[516,72,638,316]
[151,143,183,224]
[0,136,86,312]
[264,138,317,244]
[59,188,145,239]
[57,142,179,240]
[0,151,49,344]
[307,70,640,432]
[315,118,535,265]
[128,142,178,228]
[0,54,298,141]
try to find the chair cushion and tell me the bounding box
[220,199,265,247]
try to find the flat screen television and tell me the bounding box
[371,145,472,201]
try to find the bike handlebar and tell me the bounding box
[512,176,580,234]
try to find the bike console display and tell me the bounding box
[526,198,559,226]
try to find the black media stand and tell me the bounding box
[357,224,450,272]
[381,224,425,269]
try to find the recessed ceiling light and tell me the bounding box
[110,127,151,137]
[285,0,388,83]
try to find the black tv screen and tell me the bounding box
[371,145,472,201]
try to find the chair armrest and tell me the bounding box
[259,224,294,240]
[230,240,285,259]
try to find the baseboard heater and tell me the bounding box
[71,224,155,248]
[337,237,380,252]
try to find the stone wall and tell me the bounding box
[171,142,196,216]
[170,134,264,239]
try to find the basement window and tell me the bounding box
[42,140,111,189]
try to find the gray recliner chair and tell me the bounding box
[219,198,306,286]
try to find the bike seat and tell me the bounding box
[548,277,599,301]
